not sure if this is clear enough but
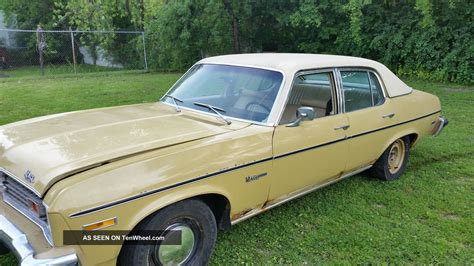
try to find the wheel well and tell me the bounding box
[194,194,231,230]
[374,133,419,164]
[134,194,232,232]
[118,194,230,263]
[119,194,231,258]
[406,133,418,147]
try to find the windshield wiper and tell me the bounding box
[193,102,232,125]
[163,94,183,112]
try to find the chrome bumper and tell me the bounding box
[0,215,77,265]
[432,116,449,136]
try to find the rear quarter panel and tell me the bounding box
[373,89,441,160]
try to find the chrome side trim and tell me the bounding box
[0,215,77,265]
[231,165,372,225]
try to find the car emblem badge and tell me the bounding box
[245,172,267,183]
[24,170,35,183]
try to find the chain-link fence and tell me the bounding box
[0,28,147,78]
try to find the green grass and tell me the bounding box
[0,71,180,125]
[0,64,142,79]
[0,73,472,264]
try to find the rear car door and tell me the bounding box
[337,69,397,172]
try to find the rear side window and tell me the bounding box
[369,72,384,105]
[341,70,385,112]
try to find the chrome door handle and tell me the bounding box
[382,113,395,118]
[334,125,350,130]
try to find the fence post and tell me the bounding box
[142,32,148,71]
[36,25,45,76]
[70,28,77,74]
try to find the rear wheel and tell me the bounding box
[118,199,217,265]
[370,137,410,181]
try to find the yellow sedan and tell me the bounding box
[0,54,447,265]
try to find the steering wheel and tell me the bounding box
[245,102,271,122]
[246,102,270,113]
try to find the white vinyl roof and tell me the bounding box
[199,53,412,98]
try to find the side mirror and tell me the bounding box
[286,107,315,127]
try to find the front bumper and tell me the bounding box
[432,116,448,136]
[0,215,77,265]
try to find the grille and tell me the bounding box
[1,172,48,224]
[0,170,52,246]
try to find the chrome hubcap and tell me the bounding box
[388,139,405,174]
[156,224,196,265]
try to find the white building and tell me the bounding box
[0,10,17,47]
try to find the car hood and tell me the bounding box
[0,103,248,196]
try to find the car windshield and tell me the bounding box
[162,64,283,123]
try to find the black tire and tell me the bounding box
[118,199,217,266]
[0,243,10,255]
[370,136,411,181]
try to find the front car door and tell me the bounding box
[269,69,350,202]
[336,68,397,172]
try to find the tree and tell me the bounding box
[144,0,232,70]
[222,0,240,53]
[0,0,70,66]
[53,0,145,67]
[1,0,471,83]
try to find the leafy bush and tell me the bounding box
[144,1,473,84]
[1,0,472,84]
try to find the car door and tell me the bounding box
[269,69,350,201]
[337,69,397,172]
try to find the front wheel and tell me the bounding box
[118,199,217,265]
[370,137,411,181]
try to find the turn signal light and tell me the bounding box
[83,217,117,231]
[27,199,45,218]
[30,200,40,215]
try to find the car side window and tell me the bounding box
[341,70,385,112]
[280,72,335,125]
[369,72,384,106]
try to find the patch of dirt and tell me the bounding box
[445,87,470,92]
[373,203,385,208]
[442,213,460,221]
[454,176,473,185]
